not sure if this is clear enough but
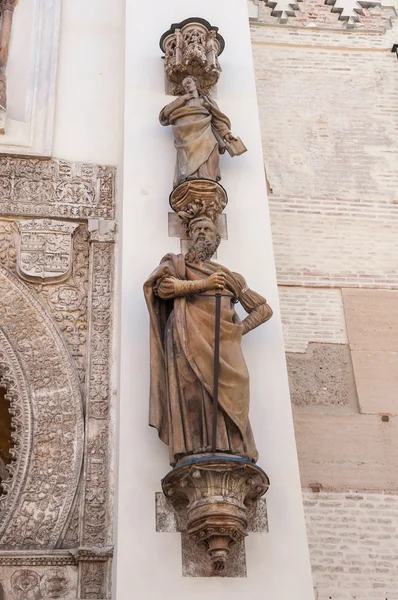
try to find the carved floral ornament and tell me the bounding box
[10,567,70,600]
[0,265,84,549]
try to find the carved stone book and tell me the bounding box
[224,136,247,157]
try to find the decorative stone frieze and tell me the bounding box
[0,158,116,220]
[258,0,397,28]
[81,242,114,555]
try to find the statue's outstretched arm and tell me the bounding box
[155,272,226,300]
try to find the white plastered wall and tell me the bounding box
[52,0,125,165]
[115,0,314,598]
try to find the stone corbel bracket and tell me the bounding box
[162,456,269,576]
[169,179,228,234]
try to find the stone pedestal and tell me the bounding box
[162,456,269,574]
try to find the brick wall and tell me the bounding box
[255,0,397,30]
[253,41,398,290]
[251,6,398,597]
[304,490,398,600]
[279,287,347,352]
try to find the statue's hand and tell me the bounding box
[224,133,238,142]
[182,91,195,101]
[205,271,226,292]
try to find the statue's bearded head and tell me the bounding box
[185,217,221,263]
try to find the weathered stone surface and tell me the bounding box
[0,266,84,549]
[343,289,398,352]
[181,535,247,578]
[156,493,268,535]
[294,413,398,491]
[156,492,268,577]
[351,350,398,415]
[287,343,358,412]
[0,564,77,600]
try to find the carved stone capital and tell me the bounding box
[160,18,225,94]
[169,179,228,233]
[162,456,269,575]
[1,1,18,12]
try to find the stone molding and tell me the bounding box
[0,547,113,566]
[0,0,61,155]
[81,242,114,551]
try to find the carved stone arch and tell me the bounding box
[0,265,84,549]
[0,329,33,538]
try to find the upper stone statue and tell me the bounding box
[159,76,247,188]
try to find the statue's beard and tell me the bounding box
[185,236,221,263]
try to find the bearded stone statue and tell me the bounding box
[144,217,272,467]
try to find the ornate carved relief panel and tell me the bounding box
[0,156,116,599]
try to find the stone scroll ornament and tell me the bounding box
[144,18,272,577]
[0,0,18,134]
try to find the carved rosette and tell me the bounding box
[169,179,228,233]
[160,18,225,94]
[162,456,269,575]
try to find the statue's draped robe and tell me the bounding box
[159,96,231,187]
[144,254,259,466]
